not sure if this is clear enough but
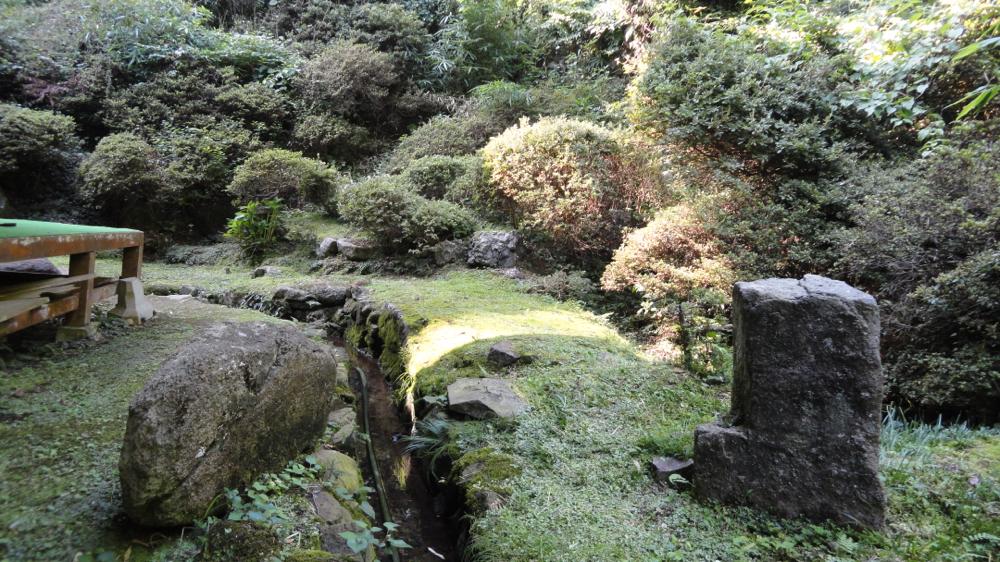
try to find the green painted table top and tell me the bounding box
[0,219,140,239]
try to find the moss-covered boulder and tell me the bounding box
[315,450,364,494]
[203,521,280,562]
[119,322,339,526]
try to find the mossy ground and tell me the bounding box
[0,297,283,561]
[15,230,1000,560]
[368,271,1000,561]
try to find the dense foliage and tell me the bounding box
[0,0,997,422]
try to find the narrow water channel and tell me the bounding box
[341,343,460,562]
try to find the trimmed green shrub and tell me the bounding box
[403,198,477,251]
[380,108,510,173]
[400,154,481,199]
[79,133,166,227]
[481,116,661,264]
[0,104,82,206]
[338,176,421,249]
[228,149,342,212]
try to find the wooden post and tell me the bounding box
[57,251,97,340]
[122,244,142,279]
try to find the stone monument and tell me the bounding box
[694,274,886,529]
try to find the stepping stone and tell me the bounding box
[447,378,528,419]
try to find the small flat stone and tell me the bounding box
[487,341,521,367]
[447,378,528,419]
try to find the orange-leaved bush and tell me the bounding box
[480,116,661,264]
[601,204,735,303]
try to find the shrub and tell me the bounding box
[481,116,661,263]
[291,113,379,164]
[887,249,1000,423]
[381,111,504,173]
[228,149,342,212]
[214,82,294,142]
[340,3,431,73]
[79,133,167,227]
[835,121,1000,421]
[523,270,595,302]
[0,104,82,206]
[602,205,737,379]
[0,35,23,100]
[155,121,257,234]
[225,198,285,257]
[295,41,399,126]
[101,57,226,136]
[629,18,870,177]
[403,198,477,251]
[337,176,421,249]
[400,154,481,199]
[601,205,736,303]
[836,122,1000,300]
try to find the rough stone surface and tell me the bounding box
[447,377,529,419]
[693,274,886,529]
[316,237,338,258]
[651,456,694,484]
[336,239,376,261]
[315,449,363,494]
[310,285,349,307]
[467,231,518,268]
[487,341,522,367]
[119,322,338,526]
[432,239,469,265]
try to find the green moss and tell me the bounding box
[203,521,280,562]
[344,324,365,350]
[285,549,337,562]
[376,311,407,380]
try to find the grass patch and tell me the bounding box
[284,210,364,242]
[364,269,1000,561]
[0,298,283,561]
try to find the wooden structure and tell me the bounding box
[0,219,148,340]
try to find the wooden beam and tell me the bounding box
[0,231,144,263]
[0,294,78,336]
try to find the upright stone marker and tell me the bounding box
[694,274,886,529]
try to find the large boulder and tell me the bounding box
[467,231,518,268]
[120,322,339,527]
[447,378,529,419]
[693,275,886,529]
